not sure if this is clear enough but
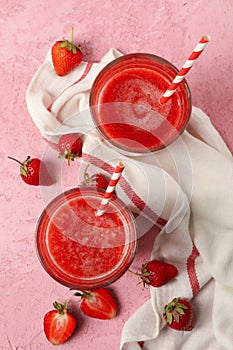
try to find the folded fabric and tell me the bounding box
[26,48,233,350]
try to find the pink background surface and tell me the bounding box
[1,1,232,349]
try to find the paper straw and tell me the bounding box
[96,161,125,217]
[160,34,211,104]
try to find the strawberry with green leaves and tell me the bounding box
[58,133,82,165]
[52,27,83,76]
[74,288,117,320]
[163,297,195,331]
[129,260,178,287]
[8,155,51,186]
[82,163,109,190]
[43,300,76,345]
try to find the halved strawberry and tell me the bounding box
[74,289,117,320]
[43,300,76,345]
[163,297,195,331]
[129,260,178,287]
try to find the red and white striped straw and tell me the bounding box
[96,161,125,217]
[160,34,211,105]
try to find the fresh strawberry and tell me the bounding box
[58,133,82,165]
[8,155,51,186]
[163,297,195,331]
[82,163,109,190]
[43,300,76,345]
[129,260,178,287]
[52,27,83,76]
[74,288,117,320]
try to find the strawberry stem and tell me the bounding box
[83,163,91,185]
[70,26,74,44]
[53,300,68,314]
[128,268,141,276]
[8,156,24,166]
[128,268,151,287]
[73,290,91,299]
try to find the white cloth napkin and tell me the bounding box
[26,48,233,350]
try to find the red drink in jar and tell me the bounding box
[90,53,191,154]
[36,187,137,290]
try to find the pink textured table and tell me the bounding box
[1,1,232,349]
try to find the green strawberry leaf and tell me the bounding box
[72,46,77,54]
[176,307,185,315]
[167,313,173,325]
[67,42,72,51]
[177,303,188,309]
[60,41,68,48]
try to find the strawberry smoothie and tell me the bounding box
[36,187,137,289]
[90,53,191,154]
